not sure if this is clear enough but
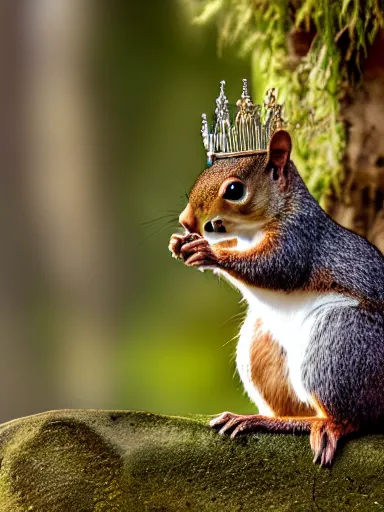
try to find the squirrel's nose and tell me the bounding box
[179,204,200,234]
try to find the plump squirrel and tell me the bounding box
[169,129,384,466]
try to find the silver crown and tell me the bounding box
[201,79,284,165]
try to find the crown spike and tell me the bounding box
[201,113,209,151]
[241,78,250,99]
[215,80,230,124]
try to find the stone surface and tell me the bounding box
[0,410,383,511]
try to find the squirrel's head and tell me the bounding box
[179,130,292,247]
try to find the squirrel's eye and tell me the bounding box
[222,181,246,201]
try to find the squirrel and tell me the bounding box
[168,129,384,466]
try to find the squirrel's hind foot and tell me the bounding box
[310,419,357,467]
[210,412,312,438]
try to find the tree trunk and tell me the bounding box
[324,32,384,253]
[0,3,52,422]
[26,0,119,410]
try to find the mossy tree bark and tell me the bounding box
[324,32,384,253]
[1,410,384,511]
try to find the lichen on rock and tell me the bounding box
[0,410,384,511]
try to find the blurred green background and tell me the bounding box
[0,0,261,422]
[107,0,255,417]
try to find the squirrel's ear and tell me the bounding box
[268,130,291,168]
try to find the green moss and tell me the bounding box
[188,0,384,199]
[0,410,384,510]
[0,412,128,511]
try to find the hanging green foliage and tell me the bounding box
[187,0,383,199]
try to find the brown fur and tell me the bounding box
[213,238,238,249]
[188,154,271,230]
[307,267,381,311]
[215,223,283,285]
[249,323,316,417]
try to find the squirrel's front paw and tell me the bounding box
[168,233,201,259]
[180,236,218,269]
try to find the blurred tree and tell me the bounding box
[0,3,48,422]
[189,0,384,251]
[26,0,120,410]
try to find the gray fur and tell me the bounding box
[303,307,384,425]
[273,162,384,426]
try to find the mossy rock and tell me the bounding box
[0,410,383,511]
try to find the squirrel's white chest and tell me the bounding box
[238,286,328,406]
[217,270,357,408]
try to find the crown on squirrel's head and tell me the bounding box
[201,79,285,165]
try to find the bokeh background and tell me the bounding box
[0,0,257,423]
[2,1,383,424]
